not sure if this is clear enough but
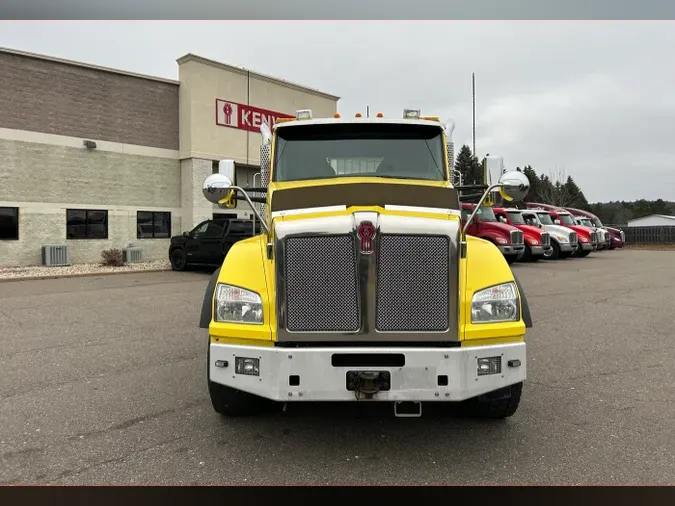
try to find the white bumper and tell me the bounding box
[209,342,527,402]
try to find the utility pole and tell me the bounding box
[472,73,476,158]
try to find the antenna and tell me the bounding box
[366,105,370,118]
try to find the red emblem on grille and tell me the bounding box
[358,221,376,254]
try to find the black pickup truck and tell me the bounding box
[168,217,261,271]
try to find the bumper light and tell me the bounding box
[235,357,260,376]
[214,283,263,324]
[477,356,502,376]
[471,282,519,324]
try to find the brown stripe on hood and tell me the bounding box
[270,182,460,212]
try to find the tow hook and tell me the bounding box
[346,370,390,400]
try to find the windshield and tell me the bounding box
[536,212,554,225]
[580,218,592,226]
[506,211,525,225]
[559,214,575,225]
[592,217,604,227]
[476,206,497,222]
[273,123,446,182]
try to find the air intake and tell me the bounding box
[41,245,70,266]
[123,247,143,263]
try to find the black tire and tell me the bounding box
[170,248,188,271]
[522,245,532,262]
[206,341,276,417]
[505,255,517,265]
[546,240,560,260]
[463,382,523,419]
[573,243,584,258]
[530,255,540,262]
[580,250,590,257]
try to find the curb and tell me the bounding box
[0,267,173,283]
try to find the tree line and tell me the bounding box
[453,144,675,225]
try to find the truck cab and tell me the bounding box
[198,108,533,419]
[520,209,579,260]
[460,203,525,264]
[493,207,551,262]
[564,207,622,249]
[525,204,596,257]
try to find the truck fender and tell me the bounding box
[512,272,533,328]
[199,267,221,329]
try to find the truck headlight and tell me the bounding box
[553,234,568,243]
[214,283,264,324]
[496,237,508,245]
[471,282,519,324]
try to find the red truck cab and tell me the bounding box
[525,203,596,257]
[460,203,525,264]
[493,207,552,262]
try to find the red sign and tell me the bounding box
[215,99,294,133]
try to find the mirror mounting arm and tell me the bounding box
[221,186,271,237]
[462,183,502,235]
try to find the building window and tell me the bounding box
[137,211,171,239]
[66,209,108,239]
[0,207,19,240]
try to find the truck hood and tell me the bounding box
[542,224,576,238]
[516,223,545,237]
[478,221,519,235]
[563,224,592,238]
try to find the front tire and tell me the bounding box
[505,255,518,265]
[546,241,561,260]
[170,248,188,271]
[462,382,523,419]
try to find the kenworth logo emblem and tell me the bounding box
[357,221,376,254]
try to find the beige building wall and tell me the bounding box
[0,48,340,267]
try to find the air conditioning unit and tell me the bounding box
[42,245,70,267]
[123,247,143,263]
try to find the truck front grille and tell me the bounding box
[540,232,550,246]
[510,230,524,245]
[375,234,450,332]
[569,232,578,244]
[284,235,360,332]
[591,231,598,243]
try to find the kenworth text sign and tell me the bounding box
[215,99,293,133]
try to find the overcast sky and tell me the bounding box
[1,21,674,203]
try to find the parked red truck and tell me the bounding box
[460,203,525,264]
[493,207,552,262]
[563,207,624,249]
[525,203,597,257]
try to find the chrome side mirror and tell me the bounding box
[203,173,235,205]
[497,170,530,202]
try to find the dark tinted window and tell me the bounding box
[137,211,171,239]
[273,123,446,182]
[203,222,224,238]
[67,209,108,239]
[0,207,19,240]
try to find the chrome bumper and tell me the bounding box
[209,342,527,402]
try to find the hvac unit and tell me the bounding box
[41,245,71,266]
[123,247,143,263]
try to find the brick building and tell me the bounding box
[0,47,339,267]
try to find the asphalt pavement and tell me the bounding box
[1,249,674,484]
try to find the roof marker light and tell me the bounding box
[334,113,341,118]
[376,112,384,117]
[355,112,362,118]
[295,109,312,120]
[403,109,421,119]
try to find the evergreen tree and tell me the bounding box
[454,145,475,185]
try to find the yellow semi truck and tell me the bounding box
[198,108,533,419]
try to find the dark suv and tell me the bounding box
[169,218,261,271]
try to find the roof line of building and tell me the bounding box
[176,53,341,101]
[0,46,181,86]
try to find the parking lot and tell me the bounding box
[1,249,674,485]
